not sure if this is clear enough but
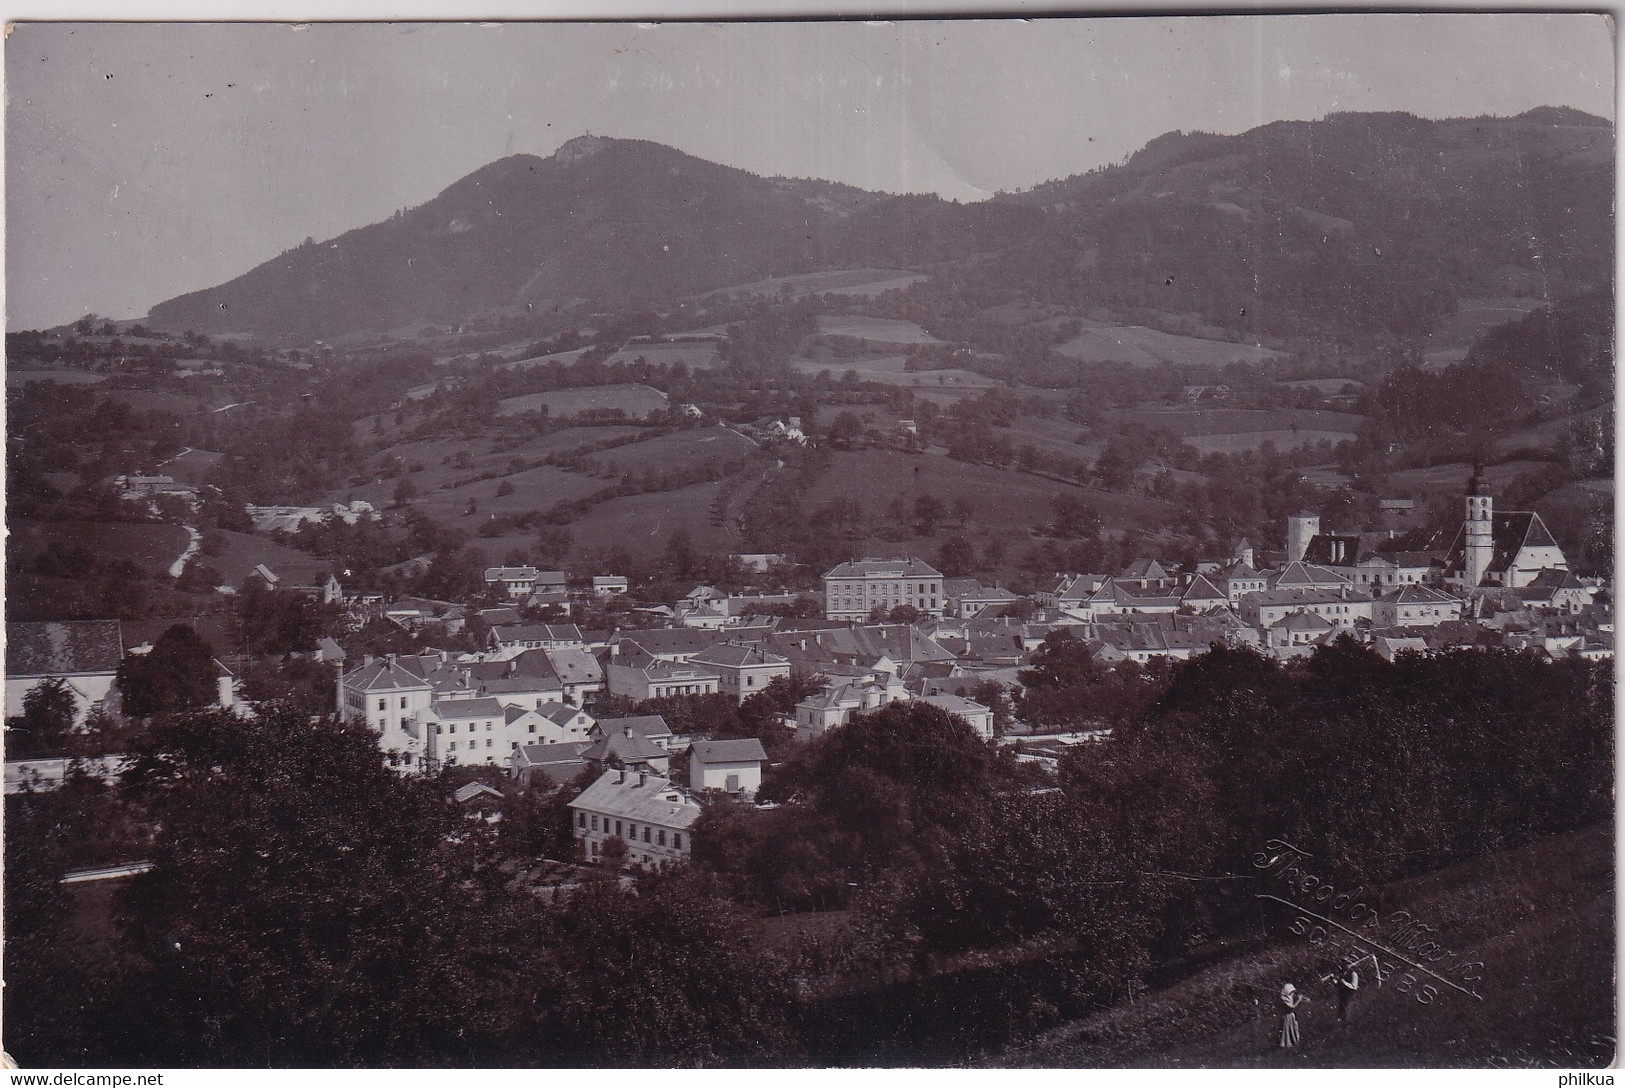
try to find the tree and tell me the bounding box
[826,411,864,450]
[913,493,945,535]
[392,476,417,507]
[541,868,798,1063]
[936,535,977,577]
[886,603,921,624]
[950,496,975,528]
[6,678,76,759]
[105,706,523,1066]
[535,525,572,567]
[116,625,219,718]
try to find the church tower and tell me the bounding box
[1463,464,1494,589]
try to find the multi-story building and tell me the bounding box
[688,643,791,702]
[570,768,700,867]
[823,557,945,621]
[484,566,540,598]
[1371,584,1464,628]
[336,654,436,771]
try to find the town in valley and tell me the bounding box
[3,18,1614,1070]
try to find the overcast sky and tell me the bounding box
[5,15,1614,330]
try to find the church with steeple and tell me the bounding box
[1284,465,1569,595]
[1440,465,1568,591]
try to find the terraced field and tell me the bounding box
[816,314,945,344]
[495,383,668,419]
[1056,324,1284,368]
[790,355,997,389]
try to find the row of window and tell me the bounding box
[579,811,681,849]
[436,720,496,734]
[444,739,504,751]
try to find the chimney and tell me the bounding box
[363,653,374,667]
[618,768,626,784]
[637,771,646,787]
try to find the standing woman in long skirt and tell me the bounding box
[1279,982,1308,1048]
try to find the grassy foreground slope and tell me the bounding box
[997,821,1614,1069]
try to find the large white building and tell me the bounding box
[823,557,945,621]
[570,768,700,867]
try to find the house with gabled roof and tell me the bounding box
[917,693,995,739]
[1213,559,1268,603]
[1270,560,1354,591]
[484,566,540,598]
[1035,572,1107,610]
[1264,609,1339,657]
[488,623,585,652]
[423,697,513,767]
[605,644,721,700]
[793,670,908,738]
[1181,573,1229,613]
[689,737,769,795]
[1511,569,1593,613]
[581,725,671,775]
[592,714,676,751]
[513,741,593,788]
[336,653,437,771]
[5,619,125,726]
[1371,584,1463,628]
[570,768,699,867]
[689,642,791,702]
[542,646,605,704]
[1117,558,1174,590]
[533,701,596,742]
[1239,587,1373,629]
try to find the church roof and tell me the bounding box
[1443,510,1562,581]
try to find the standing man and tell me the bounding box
[1338,964,1360,1021]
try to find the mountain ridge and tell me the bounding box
[146,109,1613,341]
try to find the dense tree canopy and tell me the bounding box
[116,624,220,718]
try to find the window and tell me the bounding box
[643,827,651,843]
[627,824,636,839]
[577,812,586,828]
[657,830,666,846]
[591,815,599,831]
[673,833,683,850]
[615,821,622,837]
[449,742,457,752]
[529,723,536,733]
[378,698,386,711]
[401,697,408,709]
[486,739,492,748]
[486,722,493,731]
[449,724,456,733]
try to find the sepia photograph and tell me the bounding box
[2,13,1615,1071]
